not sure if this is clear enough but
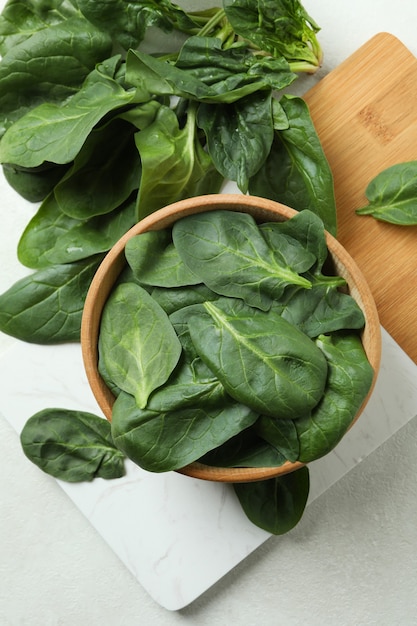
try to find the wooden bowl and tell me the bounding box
[81,194,381,483]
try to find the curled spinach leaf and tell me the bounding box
[54,118,141,219]
[134,103,223,219]
[20,408,125,482]
[0,55,135,167]
[1,162,69,203]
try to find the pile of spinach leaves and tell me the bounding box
[0,0,336,345]
[101,209,372,477]
[20,209,373,536]
[0,0,353,536]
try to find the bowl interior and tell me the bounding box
[81,194,381,483]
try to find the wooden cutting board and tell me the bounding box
[304,32,417,364]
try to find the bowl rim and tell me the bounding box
[81,193,381,483]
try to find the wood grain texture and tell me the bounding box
[304,32,417,363]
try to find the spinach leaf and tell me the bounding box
[134,103,223,219]
[188,297,328,419]
[200,428,287,468]
[111,389,258,473]
[0,55,134,167]
[234,466,310,535]
[76,0,201,51]
[271,274,365,338]
[125,36,296,105]
[174,35,297,92]
[125,230,200,288]
[0,16,112,137]
[197,91,274,193]
[256,415,300,462]
[249,95,337,236]
[2,162,69,202]
[98,282,182,408]
[18,193,137,269]
[150,283,219,315]
[0,0,80,54]
[54,118,141,219]
[223,0,321,70]
[295,333,374,463]
[356,161,417,225]
[20,408,125,482]
[259,209,328,270]
[172,209,311,310]
[0,256,103,343]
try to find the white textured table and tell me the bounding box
[1,0,417,623]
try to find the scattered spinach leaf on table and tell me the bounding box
[20,408,126,482]
[0,255,103,343]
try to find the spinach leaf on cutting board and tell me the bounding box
[356,161,417,225]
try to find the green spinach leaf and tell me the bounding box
[172,209,311,310]
[125,35,296,105]
[76,0,201,51]
[188,297,328,419]
[295,333,374,463]
[125,230,200,288]
[134,103,223,219]
[2,162,69,202]
[200,428,287,468]
[54,118,141,219]
[259,209,328,270]
[98,282,182,408]
[256,415,300,462]
[197,91,274,193]
[150,283,219,315]
[18,193,137,269]
[0,255,103,343]
[249,95,337,236]
[223,0,321,70]
[272,274,365,338]
[111,389,258,473]
[356,161,417,225]
[234,466,310,535]
[0,0,80,54]
[20,408,125,482]
[0,16,112,137]
[0,55,134,167]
